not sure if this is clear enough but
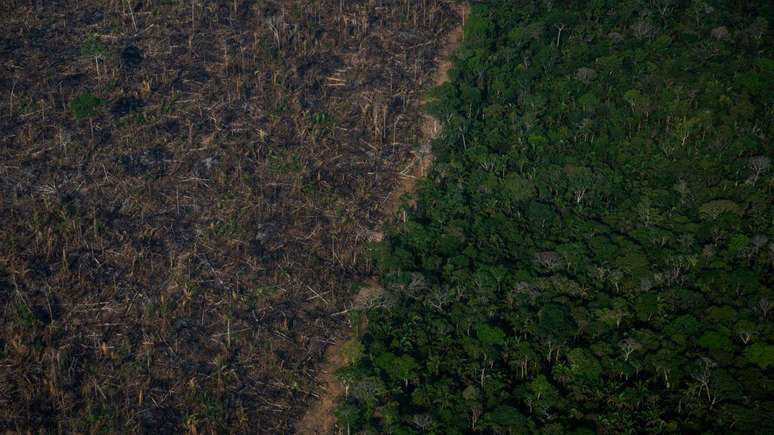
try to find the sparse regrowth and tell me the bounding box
[69,93,104,119]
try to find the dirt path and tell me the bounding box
[295,4,469,434]
[382,4,469,219]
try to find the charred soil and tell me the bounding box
[0,1,459,433]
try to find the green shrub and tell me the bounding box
[70,93,104,119]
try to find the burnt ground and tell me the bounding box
[0,0,459,432]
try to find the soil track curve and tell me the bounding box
[296,3,470,434]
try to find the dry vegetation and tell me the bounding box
[0,0,459,432]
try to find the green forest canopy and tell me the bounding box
[337,0,773,433]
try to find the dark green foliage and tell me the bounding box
[340,0,773,433]
[69,93,104,119]
[745,343,774,369]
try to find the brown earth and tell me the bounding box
[0,1,461,433]
[295,4,469,434]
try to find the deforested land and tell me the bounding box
[0,0,460,432]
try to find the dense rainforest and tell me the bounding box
[337,0,774,433]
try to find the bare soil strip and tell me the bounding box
[382,3,469,221]
[295,4,470,434]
